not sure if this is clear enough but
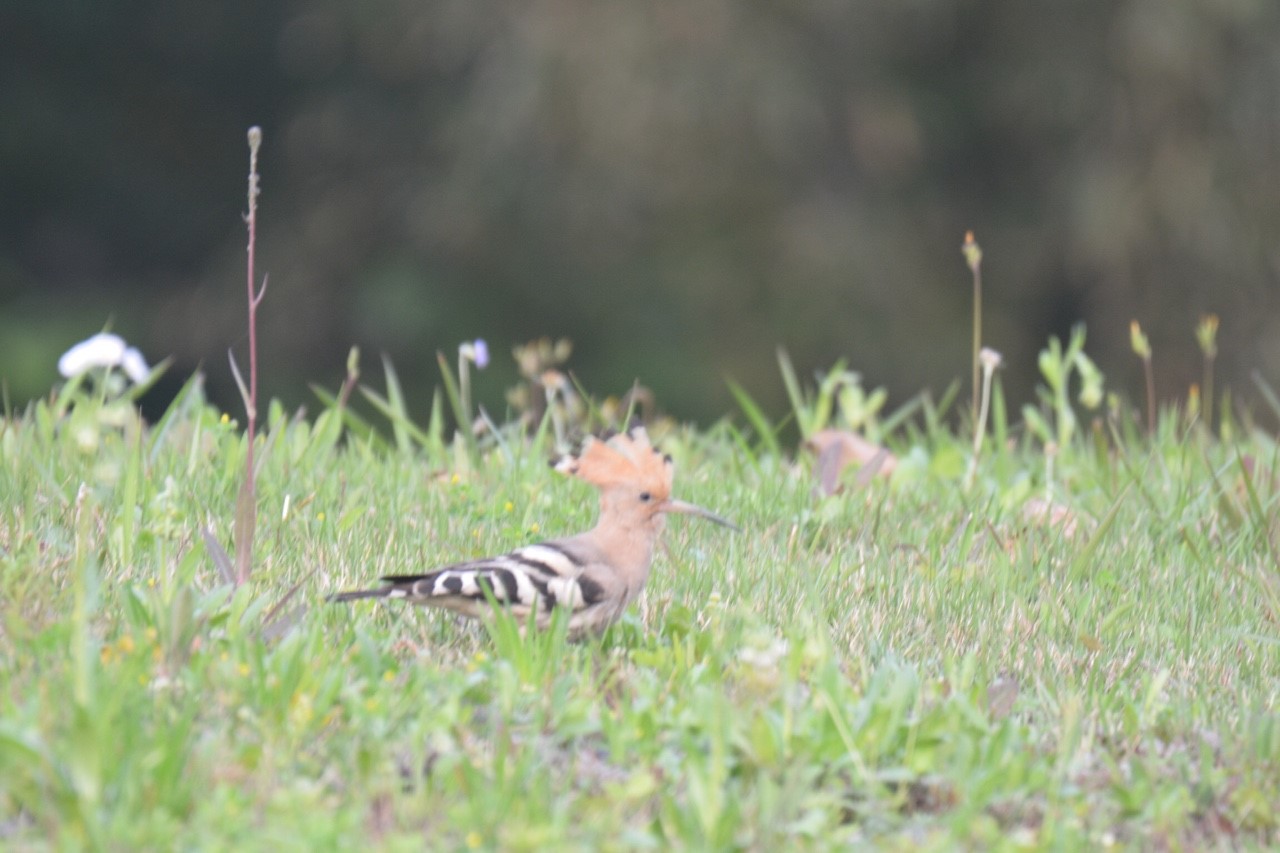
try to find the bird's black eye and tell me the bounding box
[639,491,652,502]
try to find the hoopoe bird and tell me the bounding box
[329,428,736,638]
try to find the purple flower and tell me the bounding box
[461,338,490,370]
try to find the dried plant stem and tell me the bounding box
[971,264,982,428]
[966,352,999,489]
[233,126,267,586]
[966,395,985,490]
[459,349,473,438]
[245,127,265,466]
[962,232,984,432]
[336,346,360,411]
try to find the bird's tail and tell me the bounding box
[327,586,393,603]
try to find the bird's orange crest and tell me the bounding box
[555,427,673,498]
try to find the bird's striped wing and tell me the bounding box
[331,543,610,624]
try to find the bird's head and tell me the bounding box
[554,427,737,532]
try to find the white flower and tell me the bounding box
[58,332,152,383]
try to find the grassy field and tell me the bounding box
[2,357,1279,850]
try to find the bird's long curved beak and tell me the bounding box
[660,499,740,531]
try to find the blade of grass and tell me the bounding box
[428,387,445,455]
[227,350,253,422]
[201,525,236,587]
[1234,445,1279,565]
[360,385,433,450]
[717,419,759,470]
[123,356,173,403]
[933,379,962,430]
[436,350,464,433]
[1251,370,1280,425]
[777,347,810,438]
[311,384,382,447]
[437,350,479,459]
[726,379,780,457]
[117,422,142,571]
[233,476,255,585]
[567,371,607,429]
[260,566,319,642]
[878,391,925,439]
[1065,483,1131,579]
[147,372,205,464]
[477,405,513,466]
[382,354,412,454]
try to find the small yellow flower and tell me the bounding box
[961,230,983,272]
[220,413,230,425]
[238,663,251,677]
[1129,320,1151,360]
[117,634,135,654]
[465,831,483,849]
[383,670,396,682]
[146,577,157,588]
[451,473,462,485]
[316,511,326,522]
[504,501,514,513]
[529,523,540,534]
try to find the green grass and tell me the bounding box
[2,373,1279,851]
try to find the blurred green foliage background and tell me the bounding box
[2,1,1278,424]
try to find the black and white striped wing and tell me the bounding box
[340,543,611,623]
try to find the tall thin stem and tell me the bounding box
[972,264,982,427]
[1130,320,1155,436]
[233,125,266,587]
[1197,314,1219,437]
[966,348,1001,491]
[246,126,263,468]
[962,232,984,430]
[1203,353,1215,436]
[1143,356,1156,435]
